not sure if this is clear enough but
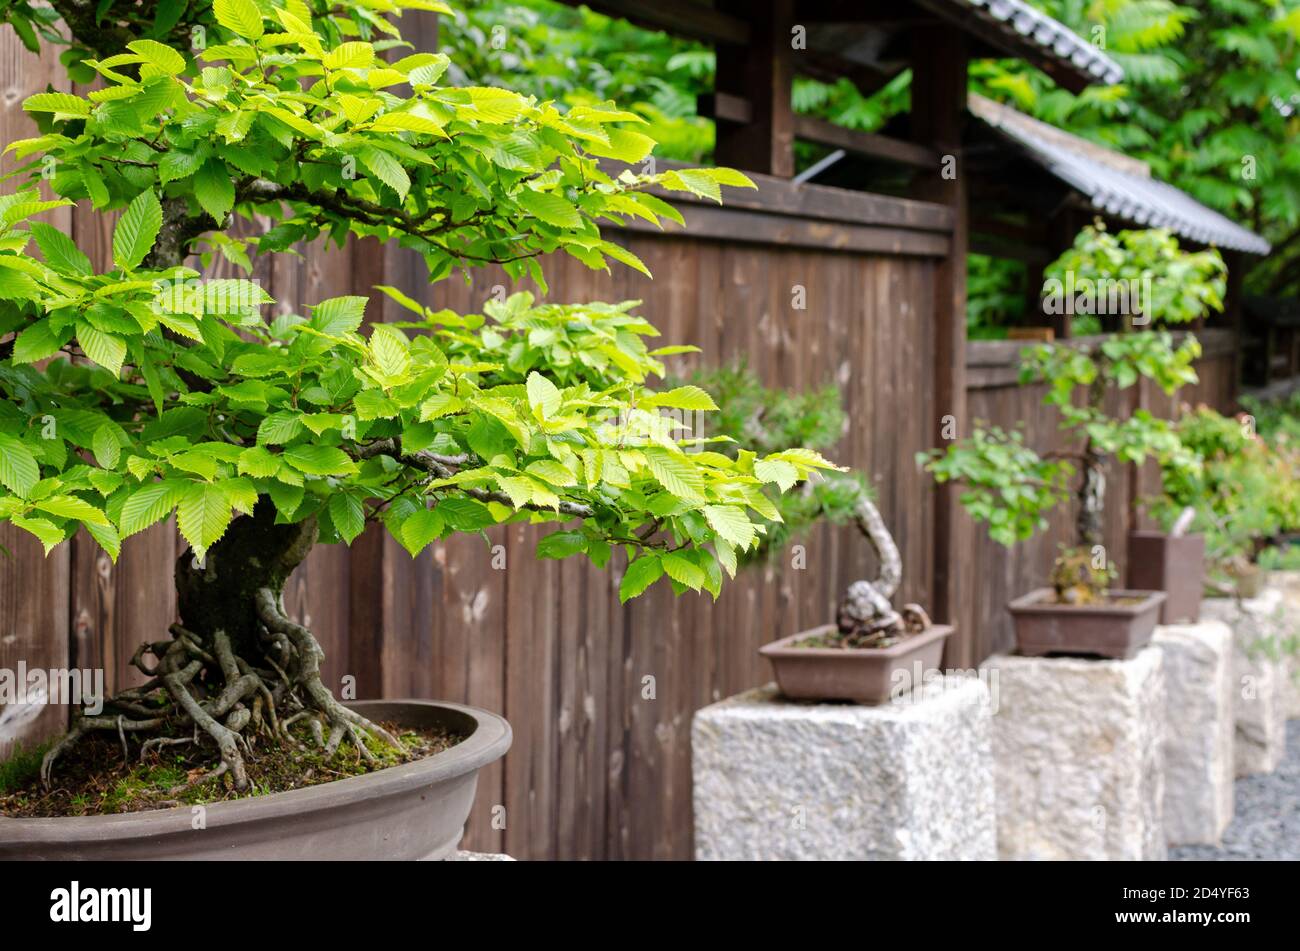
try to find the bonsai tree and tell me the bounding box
[686,363,929,645]
[1153,405,1300,592]
[923,226,1224,605]
[0,1,838,792]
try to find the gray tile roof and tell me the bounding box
[970,94,1271,255]
[957,0,1124,85]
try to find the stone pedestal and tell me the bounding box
[1152,621,1233,845]
[980,648,1166,860]
[692,677,995,860]
[1203,593,1289,776]
[1266,572,1300,719]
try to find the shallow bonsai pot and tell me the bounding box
[759,624,953,705]
[1126,531,1205,624]
[1008,588,1165,660]
[0,700,510,861]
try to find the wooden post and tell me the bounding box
[1222,250,1244,407]
[910,26,971,663]
[713,0,794,178]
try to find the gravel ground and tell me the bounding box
[1171,720,1300,860]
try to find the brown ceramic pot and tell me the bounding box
[0,699,510,861]
[1007,588,1165,659]
[758,624,953,704]
[1126,531,1205,624]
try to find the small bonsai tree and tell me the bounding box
[923,226,1224,605]
[686,364,929,645]
[0,1,838,791]
[1152,405,1300,591]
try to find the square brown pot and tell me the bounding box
[758,624,953,705]
[1126,531,1205,624]
[1007,588,1165,659]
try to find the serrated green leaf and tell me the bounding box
[619,554,663,602]
[398,506,444,556]
[0,433,39,498]
[177,482,233,556]
[112,189,162,271]
[193,159,235,222]
[76,324,126,376]
[282,444,355,476]
[30,221,92,276]
[214,0,264,39]
[119,480,182,537]
[517,189,581,228]
[328,492,365,543]
[702,504,755,549]
[643,447,704,501]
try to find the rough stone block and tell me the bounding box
[980,648,1166,860]
[692,677,995,860]
[1265,572,1300,720]
[1202,593,1289,776]
[1153,621,1233,845]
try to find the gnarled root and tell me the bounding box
[40,597,401,793]
[835,496,933,647]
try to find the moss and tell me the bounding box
[0,742,48,794]
[0,721,460,819]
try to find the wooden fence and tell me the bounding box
[0,27,1241,860]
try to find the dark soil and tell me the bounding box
[0,720,463,819]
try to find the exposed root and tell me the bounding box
[40,503,405,793]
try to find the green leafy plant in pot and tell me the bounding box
[684,365,947,704]
[0,0,841,857]
[923,226,1222,658]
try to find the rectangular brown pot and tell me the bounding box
[1126,531,1205,624]
[1007,588,1165,659]
[758,624,953,705]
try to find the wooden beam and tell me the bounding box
[696,91,752,125]
[909,25,971,660]
[800,50,902,98]
[620,204,951,257]
[713,0,795,178]
[553,0,749,45]
[793,113,939,169]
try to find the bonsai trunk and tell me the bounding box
[41,498,400,791]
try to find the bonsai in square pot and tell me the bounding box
[685,367,949,704]
[924,225,1226,659]
[0,2,840,857]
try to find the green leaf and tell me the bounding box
[310,296,368,336]
[112,189,162,271]
[619,554,663,602]
[282,444,355,476]
[702,504,755,549]
[128,39,187,75]
[76,324,127,376]
[30,221,92,276]
[643,447,705,502]
[753,459,799,491]
[85,520,122,561]
[517,190,581,228]
[0,433,39,498]
[35,495,109,526]
[177,482,233,556]
[661,550,706,589]
[120,480,183,537]
[526,371,561,419]
[92,424,122,469]
[11,319,68,364]
[643,385,718,411]
[328,493,365,543]
[358,145,410,201]
[536,530,587,559]
[9,514,65,554]
[399,506,444,556]
[193,159,235,223]
[214,0,264,39]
